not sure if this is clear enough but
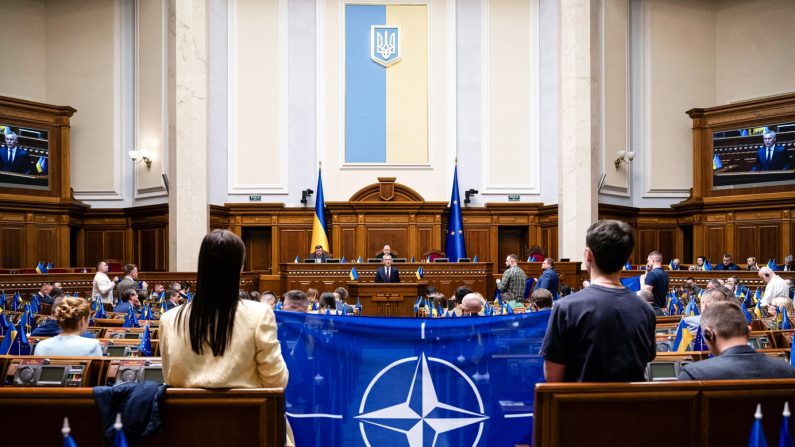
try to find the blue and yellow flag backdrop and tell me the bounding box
[310,168,329,252]
[277,311,547,446]
[344,4,428,164]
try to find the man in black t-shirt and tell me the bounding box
[643,251,669,308]
[540,220,656,382]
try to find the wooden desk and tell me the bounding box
[535,379,795,447]
[0,387,285,446]
[347,282,428,317]
[279,262,494,298]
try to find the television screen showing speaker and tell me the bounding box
[0,124,49,190]
[712,122,795,190]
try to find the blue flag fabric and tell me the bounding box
[769,259,779,271]
[9,322,32,355]
[445,166,466,262]
[139,325,152,357]
[749,405,769,447]
[11,292,20,311]
[620,276,642,292]
[276,311,548,446]
[780,403,795,447]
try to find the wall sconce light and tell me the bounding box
[300,189,314,205]
[613,149,635,169]
[129,150,152,170]
[464,188,479,205]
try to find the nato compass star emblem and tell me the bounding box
[356,354,489,447]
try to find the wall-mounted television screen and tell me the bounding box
[712,122,795,190]
[0,124,49,190]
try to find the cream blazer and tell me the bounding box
[160,299,289,389]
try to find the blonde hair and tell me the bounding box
[54,297,91,331]
[771,297,795,322]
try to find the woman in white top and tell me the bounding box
[34,297,104,357]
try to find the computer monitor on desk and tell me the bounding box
[434,258,449,263]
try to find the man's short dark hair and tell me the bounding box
[334,287,349,301]
[315,245,323,250]
[320,292,336,308]
[455,286,472,304]
[121,288,138,302]
[648,251,662,263]
[123,264,137,276]
[238,290,251,301]
[585,220,635,274]
[707,279,723,289]
[507,254,518,262]
[283,290,308,311]
[701,301,749,339]
[531,289,553,309]
[544,258,555,267]
[50,287,64,299]
[701,286,732,307]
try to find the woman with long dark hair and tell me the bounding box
[159,230,288,388]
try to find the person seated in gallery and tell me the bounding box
[461,293,484,316]
[282,290,308,313]
[162,288,181,312]
[528,289,553,313]
[781,255,794,272]
[714,253,740,271]
[637,289,664,317]
[307,245,329,263]
[113,289,141,314]
[452,285,472,317]
[31,282,53,305]
[678,302,795,380]
[375,244,395,259]
[746,256,760,271]
[318,292,338,315]
[33,297,104,357]
[688,256,707,271]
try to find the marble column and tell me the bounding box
[168,0,209,271]
[558,0,599,261]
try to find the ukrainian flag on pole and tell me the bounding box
[310,168,329,253]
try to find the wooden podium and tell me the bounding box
[347,282,428,317]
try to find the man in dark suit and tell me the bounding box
[374,254,400,283]
[0,131,32,174]
[113,289,141,314]
[307,245,329,263]
[31,282,53,305]
[535,258,559,299]
[678,301,795,380]
[116,264,149,298]
[752,130,791,171]
[375,244,392,259]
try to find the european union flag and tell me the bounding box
[349,267,359,281]
[139,325,152,357]
[341,255,347,263]
[623,261,632,270]
[294,255,301,263]
[780,402,795,447]
[94,301,106,319]
[620,275,642,292]
[276,311,547,446]
[0,322,14,354]
[741,304,753,324]
[769,259,779,271]
[473,255,478,262]
[9,321,32,355]
[445,165,466,262]
[11,291,20,311]
[113,414,129,447]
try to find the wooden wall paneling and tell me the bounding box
[0,226,25,268]
[706,226,726,263]
[242,227,272,272]
[279,228,309,263]
[759,225,780,264]
[417,227,432,256]
[137,229,158,272]
[497,227,526,271]
[34,227,57,265]
[339,227,356,260]
[658,230,675,262]
[365,227,408,258]
[105,230,126,263]
[735,225,757,261]
[84,230,105,267]
[464,228,490,262]
[638,230,656,264]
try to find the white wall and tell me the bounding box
[0,0,47,102]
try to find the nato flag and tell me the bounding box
[445,166,466,261]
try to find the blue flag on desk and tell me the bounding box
[276,311,548,446]
[445,166,466,262]
[620,275,642,292]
